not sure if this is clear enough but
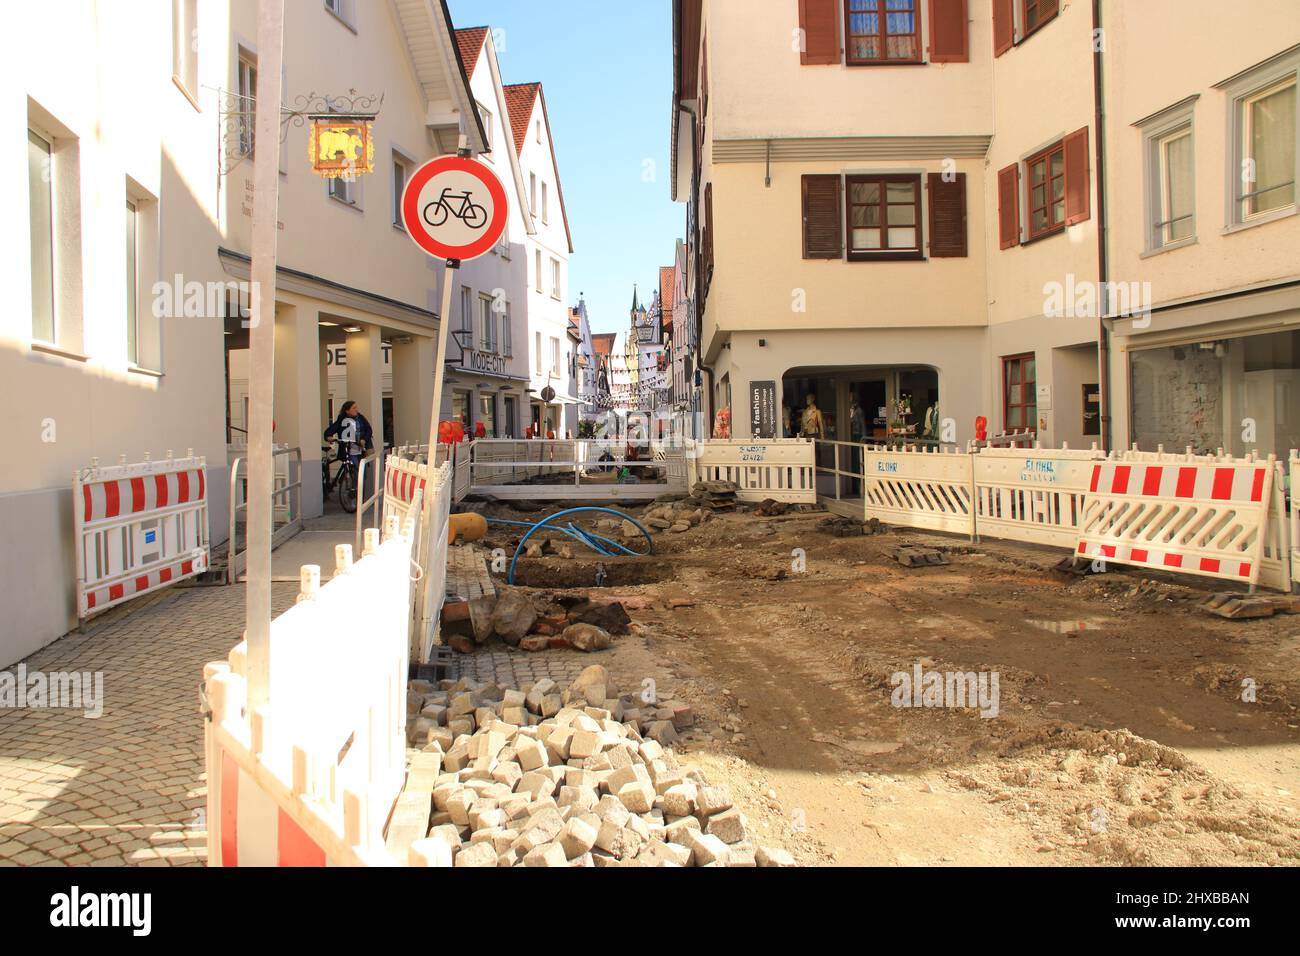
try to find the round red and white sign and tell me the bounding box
[401,155,508,261]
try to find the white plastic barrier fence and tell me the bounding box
[690,439,816,503]
[454,441,472,501]
[863,445,975,537]
[203,509,423,867]
[74,452,210,617]
[972,446,1104,549]
[416,462,453,662]
[1076,456,1274,589]
[382,454,430,536]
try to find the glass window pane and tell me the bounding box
[886,181,914,203]
[887,203,915,225]
[1025,360,1036,382]
[885,13,914,35]
[850,205,868,227]
[1052,200,1065,224]
[1164,132,1193,224]
[1032,209,1048,233]
[1031,160,1046,185]
[28,130,54,343]
[886,36,917,59]
[1008,363,1020,385]
[1032,184,1046,208]
[1052,176,1065,200]
[126,200,137,363]
[1248,82,1296,215]
[851,38,879,59]
[1050,151,1064,178]
[887,227,916,248]
[865,206,881,226]
[852,228,881,249]
[849,13,879,34]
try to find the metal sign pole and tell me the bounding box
[417,256,460,648]
[244,0,285,709]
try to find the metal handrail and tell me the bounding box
[354,452,381,556]
[814,439,867,502]
[227,445,303,585]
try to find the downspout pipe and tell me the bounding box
[1093,0,1112,452]
[678,99,713,436]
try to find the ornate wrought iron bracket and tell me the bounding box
[216,87,384,176]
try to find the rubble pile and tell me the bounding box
[398,665,797,867]
[444,587,631,655]
[818,515,885,537]
[690,480,739,512]
[635,502,708,535]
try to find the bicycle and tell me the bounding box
[422,187,488,230]
[321,442,360,514]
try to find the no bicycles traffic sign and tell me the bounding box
[401,155,508,262]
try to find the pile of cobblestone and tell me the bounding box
[396,665,796,867]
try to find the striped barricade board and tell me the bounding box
[1076,460,1273,587]
[863,448,975,536]
[973,447,1104,549]
[74,456,210,617]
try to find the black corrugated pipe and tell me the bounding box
[1093,0,1112,452]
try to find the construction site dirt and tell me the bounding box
[471,501,1300,866]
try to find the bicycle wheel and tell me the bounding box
[464,203,488,229]
[339,464,357,513]
[423,201,449,227]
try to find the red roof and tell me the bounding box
[503,82,540,156]
[454,27,490,81]
[591,333,616,358]
[659,267,675,317]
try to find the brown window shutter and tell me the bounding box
[704,182,715,276]
[993,0,1014,57]
[802,174,842,259]
[927,172,967,257]
[799,0,841,65]
[1063,126,1091,226]
[997,163,1020,249]
[928,0,969,63]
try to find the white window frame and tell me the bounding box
[479,293,496,352]
[541,181,549,224]
[172,0,199,107]
[535,331,543,374]
[392,150,410,227]
[550,257,562,300]
[28,126,56,346]
[535,249,543,292]
[478,101,493,153]
[1136,96,1197,256]
[460,286,473,334]
[324,0,357,32]
[126,196,139,364]
[502,301,512,357]
[529,172,537,214]
[1218,45,1300,232]
[237,50,257,158]
[550,336,561,376]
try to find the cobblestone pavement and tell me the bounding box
[451,647,591,687]
[0,582,297,867]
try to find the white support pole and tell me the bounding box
[417,257,459,651]
[244,0,285,710]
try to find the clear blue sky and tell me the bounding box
[449,0,683,334]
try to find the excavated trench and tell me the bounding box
[509,555,677,589]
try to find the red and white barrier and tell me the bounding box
[1076,457,1274,586]
[204,506,424,868]
[74,453,210,617]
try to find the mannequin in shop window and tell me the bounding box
[800,395,826,440]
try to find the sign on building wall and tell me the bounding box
[750,380,777,439]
